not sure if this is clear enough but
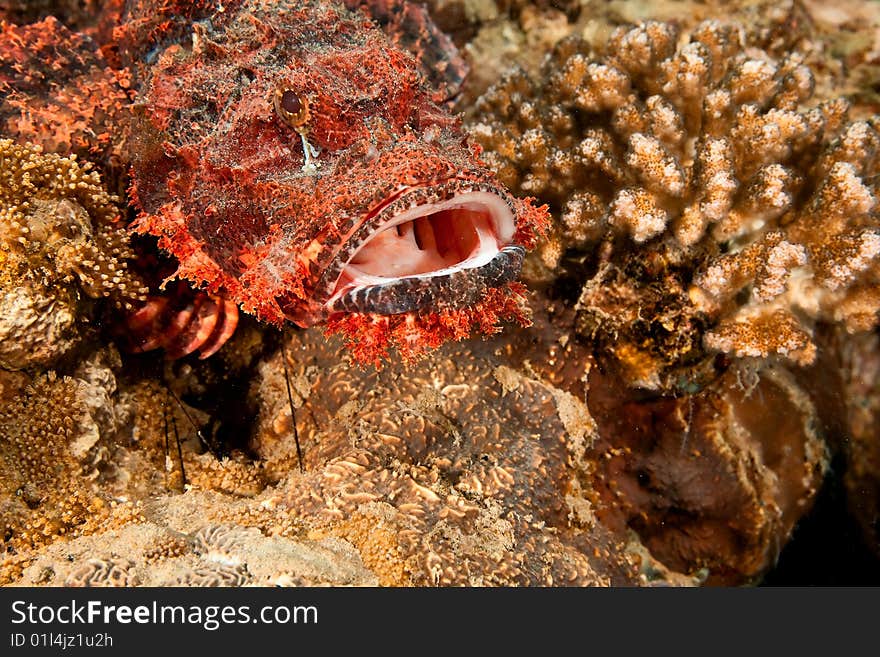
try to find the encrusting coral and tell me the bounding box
[0,318,830,586]
[248,329,639,586]
[16,520,381,587]
[0,372,109,555]
[489,302,828,584]
[469,19,880,389]
[4,328,676,587]
[0,139,147,370]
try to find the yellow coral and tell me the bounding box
[0,138,146,306]
[0,373,108,553]
[0,139,147,368]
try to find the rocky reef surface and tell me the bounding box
[2,0,880,586]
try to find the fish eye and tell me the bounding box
[274,88,310,129]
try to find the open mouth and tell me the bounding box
[326,191,523,315]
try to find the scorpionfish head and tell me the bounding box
[129,0,548,362]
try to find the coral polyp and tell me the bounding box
[0,139,146,370]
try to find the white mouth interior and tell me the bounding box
[326,191,516,307]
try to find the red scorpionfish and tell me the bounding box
[118,0,548,364]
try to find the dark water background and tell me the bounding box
[764,454,880,586]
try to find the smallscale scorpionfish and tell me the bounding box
[26,0,550,363]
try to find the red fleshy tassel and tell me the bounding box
[324,282,532,366]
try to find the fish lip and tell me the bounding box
[328,244,525,315]
[320,183,521,315]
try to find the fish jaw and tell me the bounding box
[280,174,550,365]
[280,177,543,327]
[326,186,518,313]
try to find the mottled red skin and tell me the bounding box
[1,0,548,363]
[124,0,548,361]
[341,0,467,103]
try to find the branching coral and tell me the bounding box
[470,19,880,389]
[0,139,147,369]
[2,0,875,586]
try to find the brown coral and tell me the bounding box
[470,19,880,389]
[65,557,140,586]
[3,314,830,585]
[487,301,829,584]
[0,139,147,369]
[246,329,638,585]
[3,326,664,587]
[588,362,827,582]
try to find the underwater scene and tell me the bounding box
[1,0,879,586]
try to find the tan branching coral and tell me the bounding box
[0,17,132,174]
[0,139,147,369]
[469,19,880,388]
